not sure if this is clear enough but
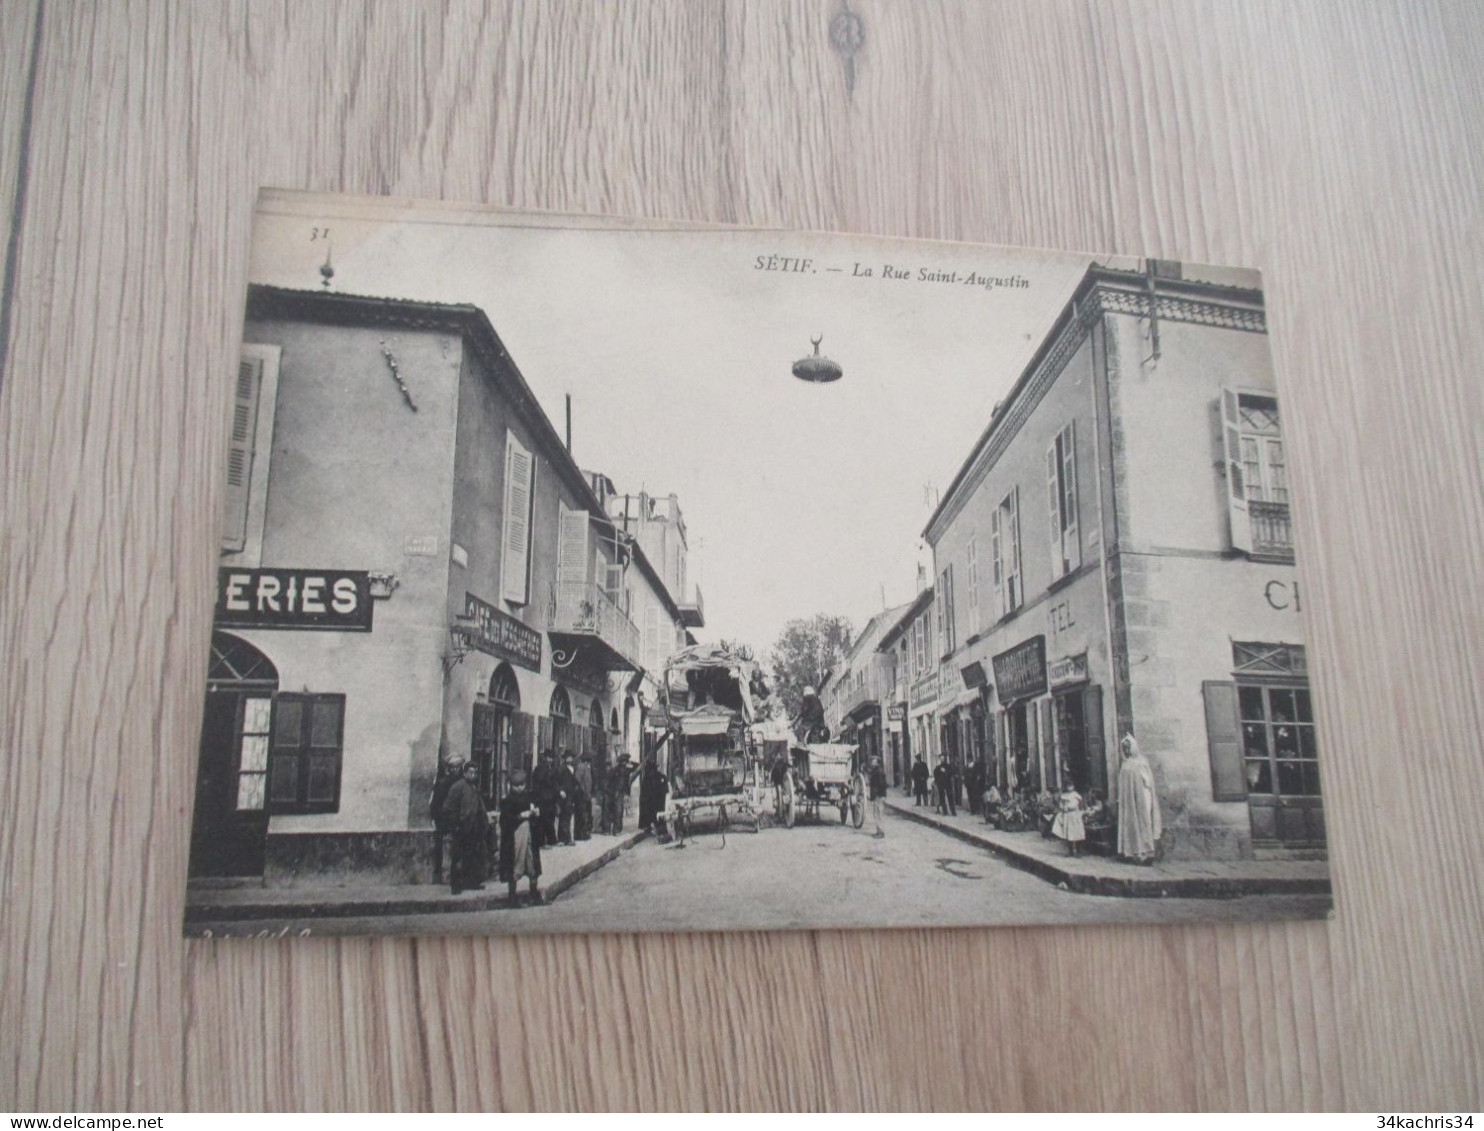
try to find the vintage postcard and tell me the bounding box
[185,190,1332,936]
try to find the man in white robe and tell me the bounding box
[1116,733,1161,863]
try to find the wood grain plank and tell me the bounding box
[1,0,1481,1112]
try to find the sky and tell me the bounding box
[249,191,1100,659]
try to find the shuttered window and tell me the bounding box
[501,431,535,605]
[267,693,345,814]
[1048,421,1080,580]
[1203,680,1249,801]
[222,355,264,553]
[557,504,590,584]
[967,537,979,627]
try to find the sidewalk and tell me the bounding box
[886,798,1331,899]
[184,828,649,924]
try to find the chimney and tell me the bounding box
[916,562,927,593]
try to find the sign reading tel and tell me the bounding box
[216,568,373,632]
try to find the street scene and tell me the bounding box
[185,191,1333,937]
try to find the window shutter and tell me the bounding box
[1203,680,1248,801]
[991,508,1003,615]
[1083,684,1106,796]
[222,355,264,553]
[537,715,553,761]
[509,711,535,774]
[1040,697,1055,789]
[1026,703,1039,787]
[501,431,534,604]
[1063,422,1080,571]
[557,505,590,584]
[1221,391,1253,553]
[1008,487,1022,608]
[1047,439,1063,581]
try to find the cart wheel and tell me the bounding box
[850,774,867,829]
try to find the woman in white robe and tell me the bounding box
[1116,734,1161,863]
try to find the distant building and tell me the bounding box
[925,263,1319,860]
[822,603,912,778]
[877,585,936,788]
[193,286,688,885]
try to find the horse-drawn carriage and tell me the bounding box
[775,742,867,828]
[658,643,764,837]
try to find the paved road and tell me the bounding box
[190,807,1329,938]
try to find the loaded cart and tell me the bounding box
[778,742,866,828]
[658,644,764,837]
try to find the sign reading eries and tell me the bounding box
[217,568,373,631]
[462,593,542,671]
[992,635,1047,702]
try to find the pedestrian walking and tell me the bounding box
[911,755,930,806]
[1116,733,1162,864]
[1051,781,1086,856]
[427,755,463,884]
[867,756,889,838]
[498,769,542,905]
[556,750,580,846]
[440,761,490,894]
[530,749,562,848]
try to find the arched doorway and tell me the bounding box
[472,663,520,805]
[192,632,279,878]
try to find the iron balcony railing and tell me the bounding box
[1249,499,1294,559]
[548,579,644,669]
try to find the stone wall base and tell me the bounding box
[263,831,435,887]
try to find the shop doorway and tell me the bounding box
[1053,686,1105,797]
[191,632,278,878]
[1239,684,1324,847]
[472,663,520,805]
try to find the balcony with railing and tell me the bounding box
[547,580,644,671]
[678,582,705,628]
[1249,500,1294,560]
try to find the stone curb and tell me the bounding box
[886,801,1331,899]
[184,829,650,922]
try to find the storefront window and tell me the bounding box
[1239,684,1319,797]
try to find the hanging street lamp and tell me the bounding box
[792,335,843,383]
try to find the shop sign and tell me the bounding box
[886,703,906,722]
[992,635,1047,702]
[960,661,988,689]
[1048,651,1089,689]
[216,568,373,632]
[910,672,939,706]
[461,593,542,671]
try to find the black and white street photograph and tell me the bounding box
[185,190,1333,937]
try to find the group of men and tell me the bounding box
[429,747,648,897]
[909,752,994,817]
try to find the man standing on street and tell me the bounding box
[604,752,639,834]
[441,760,490,894]
[428,755,462,884]
[867,756,889,838]
[934,755,956,816]
[556,750,581,846]
[530,748,562,848]
[911,754,930,807]
[574,752,594,842]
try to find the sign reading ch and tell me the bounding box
[216,568,373,631]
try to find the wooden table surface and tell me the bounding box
[2,0,1481,1113]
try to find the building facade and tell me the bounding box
[193,286,690,886]
[822,604,911,777]
[924,263,1319,860]
[877,588,935,789]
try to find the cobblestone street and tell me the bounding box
[190,807,1330,937]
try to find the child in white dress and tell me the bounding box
[1051,782,1086,856]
